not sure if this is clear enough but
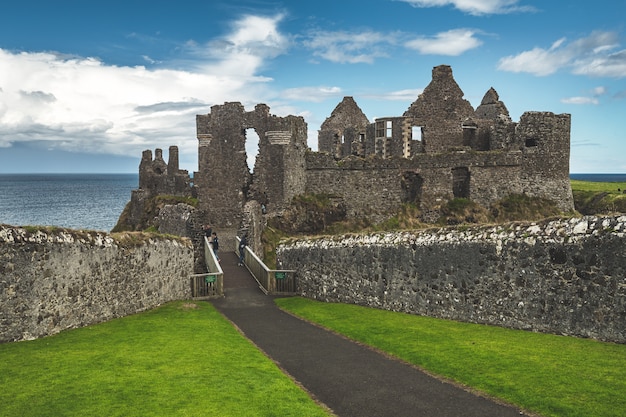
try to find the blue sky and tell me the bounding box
[0,0,624,174]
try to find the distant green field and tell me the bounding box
[571,180,626,214]
[571,179,626,193]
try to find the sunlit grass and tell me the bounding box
[571,180,626,193]
[571,180,626,214]
[276,297,626,417]
[0,301,331,417]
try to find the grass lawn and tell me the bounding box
[570,180,626,193]
[570,180,626,214]
[0,300,331,417]
[275,297,626,417]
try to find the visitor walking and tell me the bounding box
[211,232,220,262]
[238,234,248,266]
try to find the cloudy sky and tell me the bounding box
[0,0,624,173]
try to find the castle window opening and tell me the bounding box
[411,126,423,142]
[525,138,538,147]
[401,171,423,203]
[452,167,470,198]
[376,121,385,138]
[386,120,392,138]
[245,128,260,173]
[462,123,477,147]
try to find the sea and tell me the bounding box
[0,173,625,233]
[0,173,138,232]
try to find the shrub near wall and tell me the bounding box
[278,216,626,343]
[0,226,194,343]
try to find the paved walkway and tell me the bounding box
[210,252,529,417]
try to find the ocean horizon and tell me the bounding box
[0,172,624,232]
[0,173,138,232]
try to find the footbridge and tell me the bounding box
[190,236,296,299]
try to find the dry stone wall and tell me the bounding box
[277,216,626,343]
[0,226,194,343]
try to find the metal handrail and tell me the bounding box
[189,236,224,298]
[235,236,297,295]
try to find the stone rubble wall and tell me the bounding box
[0,226,194,343]
[277,216,626,343]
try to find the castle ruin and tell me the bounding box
[118,65,574,255]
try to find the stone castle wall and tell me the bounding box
[117,65,574,269]
[277,216,626,343]
[0,226,194,343]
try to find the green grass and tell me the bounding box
[0,301,331,417]
[570,180,626,193]
[275,297,626,417]
[571,180,626,215]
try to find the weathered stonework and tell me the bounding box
[277,216,626,343]
[120,64,574,262]
[0,226,194,343]
[194,102,308,249]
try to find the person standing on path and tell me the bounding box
[238,234,247,266]
[211,231,220,261]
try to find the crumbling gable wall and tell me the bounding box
[403,65,476,154]
[318,96,369,159]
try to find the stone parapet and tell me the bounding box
[0,226,194,343]
[277,216,626,343]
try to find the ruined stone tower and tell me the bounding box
[194,102,308,248]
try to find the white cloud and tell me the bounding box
[591,86,607,96]
[362,89,423,101]
[281,86,343,102]
[304,27,481,63]
[498,31,626,78]
[0,14,288,165]
[561,85,607,105]
[561,96,599,105]
[405,29,482,55]
[303,30,394,64]
[397,0,534,15]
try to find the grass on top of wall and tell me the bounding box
[275,297,626,417]
[0,301,331,417]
